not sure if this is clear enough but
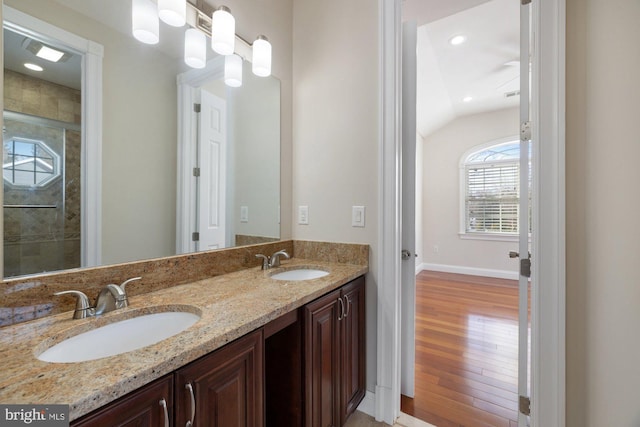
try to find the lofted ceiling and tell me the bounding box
[405,0,521,137]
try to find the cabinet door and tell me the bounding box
[71,375,173,427]
[305,289,341,427]
[175,330,263,427]
[340,277,366,424]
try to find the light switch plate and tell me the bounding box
[352,206,365,227]
[240,206,249,223]
[298,205,309,225]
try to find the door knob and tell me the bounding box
[401,250,417,260]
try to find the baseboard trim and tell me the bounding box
[356,391,376,418]
[418,263,519,280]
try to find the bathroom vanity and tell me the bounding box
[0,243,368,427]
[70,276,365,427]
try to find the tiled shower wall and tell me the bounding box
[3,70,81,276]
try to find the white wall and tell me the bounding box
[230,68,280,241]
[566,0,640,425]
[420,107,520,276]
[292,0,379,391]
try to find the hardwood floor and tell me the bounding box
[401,270,529,427]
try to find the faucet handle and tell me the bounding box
[255,254,270,270]
[54,290,94,319]
[119,277,142,294]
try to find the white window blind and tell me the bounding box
[465,162,519,234]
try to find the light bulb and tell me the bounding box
[225,54,243,87]
[185,29,206,69]
[132,0,159,44]
[252,35,272,77]
[158,0,186,27]
[211,6,235,55]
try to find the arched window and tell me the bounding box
[460,139,529,237]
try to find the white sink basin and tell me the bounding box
[270,269,329,281]
[37,311,200,363]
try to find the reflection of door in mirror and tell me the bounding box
[2,26,82,277]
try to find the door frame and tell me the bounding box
[2,5,103,268]
[376,0,566,426]
[176,57,225,254]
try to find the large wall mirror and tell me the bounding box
[2,0,281,278]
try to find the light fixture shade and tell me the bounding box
[158,0,186,27]
[184,29,207,69]
[224,54,243,87]
[211,6,235,55]
[132,0,159,44]
[252,35,272,77]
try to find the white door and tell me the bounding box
[517,1,532,425]
[197,89,227,250]
[400,20,418,398]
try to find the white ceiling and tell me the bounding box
[405,0,521,137]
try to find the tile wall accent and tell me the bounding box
[4,69,81,124]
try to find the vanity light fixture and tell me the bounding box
[158,0,186,27]
[210,6,235,55]
[252,35,272,77]
[132,0,159,44]
[131,0,273,83]
[184,28,207,69]
[224,53,243,87]
[24,63,44,72]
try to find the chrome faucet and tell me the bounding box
[255,249,290,270]
[54,277,142,319]
[270,250,290,267]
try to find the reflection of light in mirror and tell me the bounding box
[158,0,186,27]
[184,28,207,69]
[24,63,43,72]
[132,0,160,44]
[211,6,235,55]
[36,45,64,62]
[225,54,243,87]
[252,36,272,77]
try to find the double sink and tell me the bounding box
[36,267,329,364]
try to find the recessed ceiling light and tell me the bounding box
[449,35,466,46]
[463,96,473,103]
[24,63,44,72]
[36,45,65,62]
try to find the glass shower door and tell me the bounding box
[2,111,79,277]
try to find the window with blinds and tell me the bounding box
[462,140,528,235]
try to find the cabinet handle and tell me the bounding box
[159,398,169,427]
[344,295,351,318]
[338,297,345,320]
[185,382,196,427]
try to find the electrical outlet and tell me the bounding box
[240,206,249,223]
[433,245,439,254]
[298,205,309,225]
[352,206,365,227]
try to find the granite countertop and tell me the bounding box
[0,258,367,420]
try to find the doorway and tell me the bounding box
[377,0,565,425]
[401,0,527,425]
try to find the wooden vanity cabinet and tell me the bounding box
[70,374,174,427]
[70,276,365,427]
[175,330,264,427]
[304,276,366,427]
